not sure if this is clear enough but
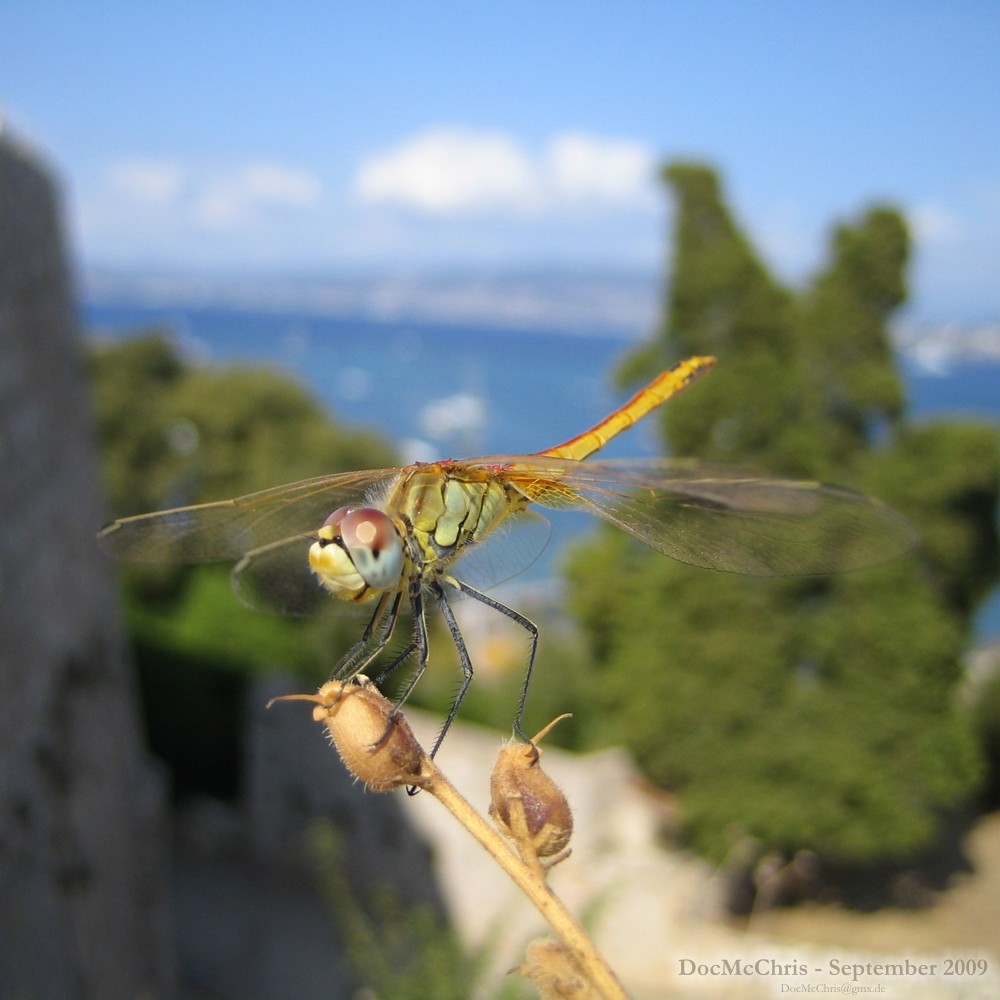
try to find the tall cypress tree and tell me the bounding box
[566,162,998,881]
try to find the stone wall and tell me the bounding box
[0,129,174,999]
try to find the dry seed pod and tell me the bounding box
[513,939,599,1000]
[273,678,428,791]
[489,716,573,859]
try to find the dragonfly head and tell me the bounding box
[309,506,405,600]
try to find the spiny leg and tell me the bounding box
[448,576,539,745]
[346,577,429,776]
[382,573,432,721]
[428,578,476,761]
[370,640,418,689]
[373,513,434,706]
[332,589,403,681]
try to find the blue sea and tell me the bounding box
[84,302,1000,642]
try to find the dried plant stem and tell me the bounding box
[414,756,630,1000]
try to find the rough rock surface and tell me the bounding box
[0,129,174,1000]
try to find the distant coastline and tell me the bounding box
[84,267,1000,371]
[894,322,1000,372]
[82,267,662,338]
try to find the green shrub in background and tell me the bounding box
[566,163,999,869]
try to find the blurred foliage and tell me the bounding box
[566,162,1000,868]
[89,331,397,681]
[311,818,471,1000]
[308,819,532,1000]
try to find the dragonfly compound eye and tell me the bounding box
[338,508,404,590]
[323,505,354,528]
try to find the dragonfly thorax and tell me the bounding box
[309,506,405,602]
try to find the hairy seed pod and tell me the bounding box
[301,679,428,791]
[514,939,597,1000]
[490,735,573,858]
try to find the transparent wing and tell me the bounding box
[473,455,917,576]
[448,508,552,593]
[98,461,554,616]
[231,534,364,617]
[98,452,917,620]
[97,466,402,563]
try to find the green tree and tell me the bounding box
[619,164,810,475]
[567,163,998,875]
[799,206,908,468]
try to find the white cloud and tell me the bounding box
[107,158,188,206]
[241,163,324,206]
[908,201,964,245]
[544,132,653,204]
[355,127,538,214]
[101,157,323,231]
[194,163,324,228]
[354,126,656,216]
[81,137,662,271]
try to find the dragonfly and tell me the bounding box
[99,356,914,757]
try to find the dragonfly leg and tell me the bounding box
[427,579,476,761]
[332,589,402,680]
[447,577,539,745]
[381,575,431,720]
[370,640,417,689]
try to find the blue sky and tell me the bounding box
[2,2,998,322]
